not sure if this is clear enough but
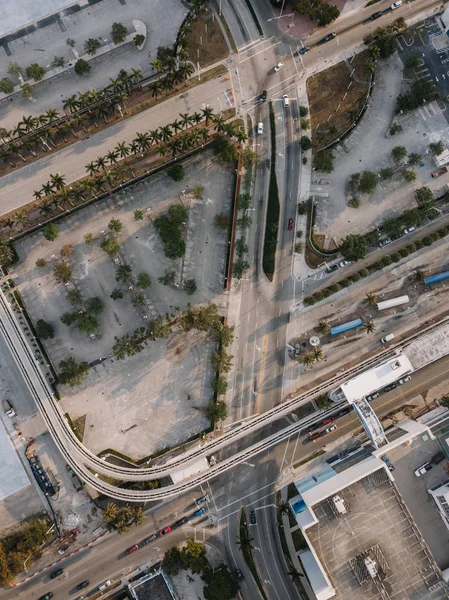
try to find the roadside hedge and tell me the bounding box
[262,103,280,280]
[303,226,449,306]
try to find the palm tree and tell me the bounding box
[198,127,209,143]
[71,189,85,204]
[302,353,315,367]
[277,499,290,516]
[39,201,54,215]
[171,70,184,90]
[288,568,304,583]
[168,138,182,158]
[134,132,151,154]
[95,104,110,124]
[132,506,146,526]
[0,218,15,231]
[50,172,66,190]
[21,115,39,133]
[148,129,161,145]
[235,129,248,144]
[159,125,173,142]
[63,95,80,114]
[363,320,375,334]
[129,141,140,157]
[189,130,201,147]
[236,534,254,552]
[116,92,129,115]
[170,119,183,134]
[78,91,92,110]
[14,210,28,228]
[109,77,124,95]
[64,119,78,139]
[158,142,169,160]
[106,150,119,166]
[130,68,143,86]
[86,161,99,177]
[44,108,60,128]
[160,76,174,95]
[103,502,118,523]
[0,147,16,168]
[213,115,226,133]
[149,81,161,99]
[33,189,44,201]
[369,44,381,59]
[56,189,73,210]
[223,123,235,138]
[202,106,215,125]
[95,156,108,172]
[150,59,164,73]
[192,111,202,125]
[178,61,194,83]
[315,320,330,335]
[115,142,129,160]
[366,292,378,306]
[312,347,323,362]
[41,182,55,196]
[179,112,192,129]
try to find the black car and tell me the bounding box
[39,594,53,600]
[369,10,383,19]
[174,517,188,528]
[50,568,63,579]
[306,423,320,433]
[249,510,257,525]
[142,534,157,545]
[298,46,310,55]
[316,32,336,45]
[383,383,396,393]
[337,408,351,418]
[261,90,267,102]
[325,264,338,273]
[77,581,89,590]
[236,568,244,581]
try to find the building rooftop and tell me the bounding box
[305,468,448,600]
[128,573,174,600]
[340,354,413,403]
[0,418,30,500]
[405,324,449,371]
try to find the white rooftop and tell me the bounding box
[340,354,413,403]
[405,323,449,370]
[0,418,31,499]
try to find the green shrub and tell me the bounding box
[358,268,369,277]
[391,253,401,262]
[304,296,316,305]
[340,279,351,287]
[438,227,448,237]
[321,288,332,298]
[328,283,341,293]
[381,255,392,267]
[406,243,416,253]
[399,248,409,258]
[314,291,324,301]
[371,261,383,271]
[349,272,361,282]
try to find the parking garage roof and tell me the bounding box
[306,468,448,600]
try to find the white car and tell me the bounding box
[99,581,112,591]
[257,122,264,135]
[403,226,416,235]
[414,462,432,477]
[391,0,402,9]
[398,376,411,385]
[274,62,284,72]
[338,259,352,268]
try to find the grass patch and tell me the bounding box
[262,102,280,280]
[239,509,268,600]
[186,11,230,67]
[293,449,325,469]
[72,415,86,443]
[291,529,309,552]
[307,50,371,151]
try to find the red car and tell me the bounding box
[126,544,139,554]
[322,417,334,426]
[159,526,171,536]
[309,431,321,442]
[288,218,294,230]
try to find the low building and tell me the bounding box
[289,417,449,599]
[128,570,175,600]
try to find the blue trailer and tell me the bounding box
[424,271,449,286]
[331,319,363,336]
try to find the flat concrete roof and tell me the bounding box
[306,469,447,600]
[129,573,174,600]
[341,355,413,403]
[0,419,31,500]
[405,324,449,371]
[1,0,77,36]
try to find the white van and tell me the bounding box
[257,122,264,135]
[282,94,289,108]
[332,495,347,515]
[381,333,395,344]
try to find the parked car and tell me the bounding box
[379,237,392,248]
[316,32,336,45]
[39,594,53,600]
[307,423,320,433]
[326,264,338,273]
[274,62,284,72]
[294,342,301,357]
[236,568,244,581]
[288,218,294,230]
[383,383,396,393]
[369,10,383,19]
[322,417,335,426]
[381,455,395,472]
[257,122,264,135]
[58,544,69,555]
[298,46,310,55]
[282,94,289,108]
[195,495,209,506]
[261,90,267,101]
[403,226,416,235]
[325,424,337,434]
[414,462,433,477]
[159,526,172,536]
[398,376,411,385]
[194,507,206,517]
[249,510,257,525]
[366,392,380,401]
[126,544,139,554]
[390,0,402,9]
[142,534,157,545]
[99,581,112,591]
[308,431,322,441]
[338,259,352,268]
[337,407,352,417]
[174,517,188,528]
[50,569,63,579]
[76,581,89,590]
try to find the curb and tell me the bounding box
[10,531,108,587]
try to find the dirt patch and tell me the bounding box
[72,415,86,443]
[307,51,371,151]
[165,329,208,362]
[187,12,229,67]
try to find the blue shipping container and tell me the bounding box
[331,319,363,336]
[424,271,449,285]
